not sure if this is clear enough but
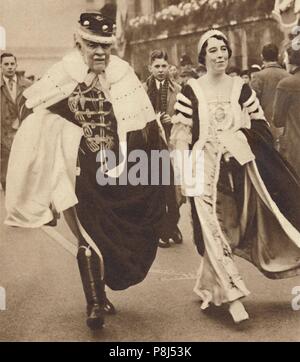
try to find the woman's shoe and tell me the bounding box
[229,300,249,323]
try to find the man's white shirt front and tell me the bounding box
[155,79,166,90]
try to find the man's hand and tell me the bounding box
[160,112,172,124]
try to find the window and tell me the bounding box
[135,0,141,15]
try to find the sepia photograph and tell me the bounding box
[0,0,300,346]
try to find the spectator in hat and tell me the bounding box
[249,64,261,83]
[250,64,261,72]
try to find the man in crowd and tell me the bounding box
[0,53,31,191]
[273,44,300,176]
[144,50,183,248]
[251,43,288,147]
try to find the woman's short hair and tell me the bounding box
[198,35,232,65]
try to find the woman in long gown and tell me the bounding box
[170,30,300,323]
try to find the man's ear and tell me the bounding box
[74,34,82,51]
[76,42,82,51]
[148,64,152,74]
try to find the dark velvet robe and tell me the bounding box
[181,83,300,279]
[20,82,169,291]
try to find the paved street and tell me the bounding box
[0,191,299,342]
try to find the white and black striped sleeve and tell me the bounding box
[174,92,193,119]
[240,84,266,122]
[170,86,195,145]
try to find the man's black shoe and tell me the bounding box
[86,303,105,330]
[158,239,171,248]
[104,296,116,315]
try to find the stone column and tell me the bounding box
[241,28,248,70]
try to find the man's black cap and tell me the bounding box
[78,11,116,44]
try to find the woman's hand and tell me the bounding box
[223,148,233,162]
[160,112,172,124]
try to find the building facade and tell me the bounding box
[1,0,298,79]
[125,0,290,80]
